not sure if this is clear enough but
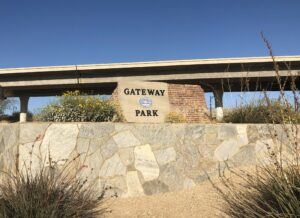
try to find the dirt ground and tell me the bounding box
[102,180,224,218]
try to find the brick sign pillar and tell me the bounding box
[112,81,209,123]
[168,84,209,123]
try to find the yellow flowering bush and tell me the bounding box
[36,91,123,122]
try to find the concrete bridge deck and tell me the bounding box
[0,55,299,122]
[0,56,299,97]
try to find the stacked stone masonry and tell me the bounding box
[0,123,298,198]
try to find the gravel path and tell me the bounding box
[102,180,224,218]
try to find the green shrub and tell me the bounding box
[0,98,16,116]
[165,111,187,123]
[0,161,104,217]
[224,99,300,124]
[0,99,18,122]
[35,91,123,122]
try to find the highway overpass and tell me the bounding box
[0,55,299,121]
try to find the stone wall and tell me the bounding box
[0,123,298,198]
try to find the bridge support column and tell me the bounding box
[213,89,224,121]
[20,96,29,123]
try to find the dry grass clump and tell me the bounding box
[214,110,300,217]
[0,146,105,218]
[212,163,300,217]
[0,169,104,218]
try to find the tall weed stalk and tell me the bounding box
[212,34,300,217]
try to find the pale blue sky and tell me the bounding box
[0,0,299,113]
